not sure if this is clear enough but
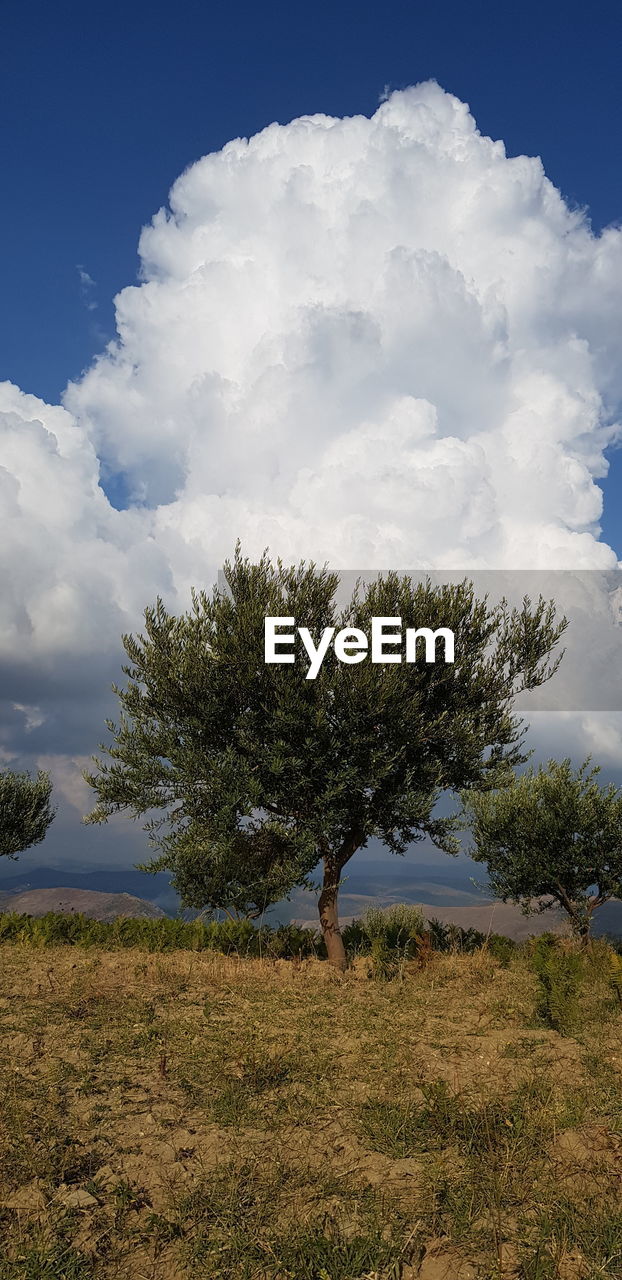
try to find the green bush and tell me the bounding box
[342,904,426,961]
[486,932,517,967]
[339,917,368,954]
[340,906,516,972]
[362,903,427,945]
[530,934,585,1034]
[427,918,485,953]
[341,904,429,977]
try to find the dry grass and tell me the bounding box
[0,943,621,1277]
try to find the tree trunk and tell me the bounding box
[577,914,593,949]
[554,883,595,949]
[319,859,347,972]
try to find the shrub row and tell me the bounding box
[0,903,516,963]
[0,911,325,958]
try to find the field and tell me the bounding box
[1,940,622,1279]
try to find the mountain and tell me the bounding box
[0,888,166,922]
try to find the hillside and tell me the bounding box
[1,942,622,1277]
[418,899,622,941]
[292,898,622,942]
[0,887,166,922]
[420,901,568,941]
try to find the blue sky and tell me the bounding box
[4,0,622,549]
[2,0,622,899]
[3,1,622,385]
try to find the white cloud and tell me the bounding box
[524,712,622,774]
[2,80,622,854]
[35,754,93,812]
[77,266,98,311]
[0,380,172,660]
[579,715,622,766]
[13,704,44,732]
[63,82,622,582]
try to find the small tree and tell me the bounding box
[0,768,56,860]
[84,548,566,969]
[462,758,622,945]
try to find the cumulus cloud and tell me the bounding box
[2,80,622,862]
[64,80,622,581]
[0,381,172,662]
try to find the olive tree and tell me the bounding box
[0,768,55,860]
[462,757,622,945]
[85,548,566,969]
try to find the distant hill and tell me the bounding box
[419,899,622,941]
[0,866,179,915]
[418,901,568,941]
[293,897,622,941]
[0,888,166,922]
[0,857,488,923]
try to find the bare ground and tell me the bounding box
[1,944,622,1278]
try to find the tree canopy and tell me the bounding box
[0,768,56,860]
[85,547,566,968]
[462,757,622,942]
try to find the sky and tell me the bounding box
[2,0,622,894]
